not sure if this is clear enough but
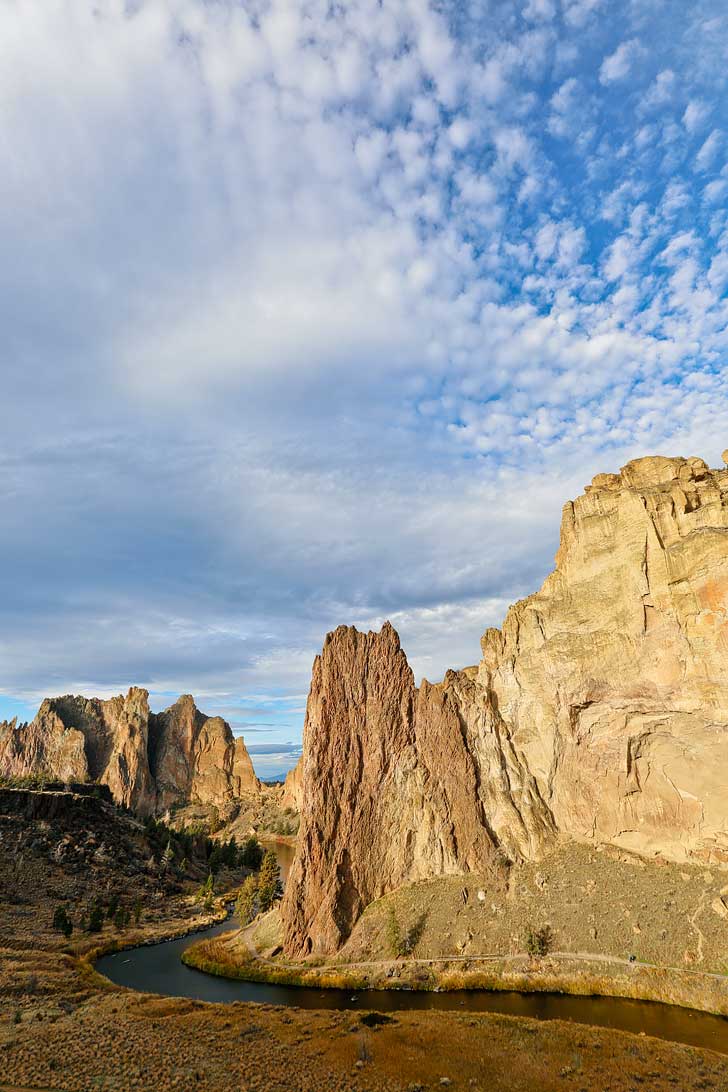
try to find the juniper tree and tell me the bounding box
[239,836,264,870]
[236,875,259,925]
[257,850,282,912]
[52,905,73,938]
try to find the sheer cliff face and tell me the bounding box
[281,624,542,957]
[0,689,260,815]
[283,455,728,957]
[480,454,728,864]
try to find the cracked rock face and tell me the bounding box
[0,689,260,815]
[283,454,728,957]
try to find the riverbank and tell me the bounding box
[184,930,728,1018]
[5,890,728,1091]
[184,841,728,1018]
[78,894,235,988]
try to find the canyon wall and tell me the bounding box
[283,454,728,957]
[0,689,260,815]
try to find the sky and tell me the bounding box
[1,0,727,779]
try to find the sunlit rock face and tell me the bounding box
[283,455,728,957]
[150,694,260,811]
[0,689,260,815]
[481,454,728,865]
[281,756,303,812]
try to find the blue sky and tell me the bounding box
[1,0,727,779]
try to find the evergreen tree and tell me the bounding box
[257,850,282,912]
[235,875,259,925]
[196,872,215,909]
[239,836,264,870]
[52,905,73,938]
[208,846,223,874]
[133,898,142,925]
[223,836,238,868]
[161,839,174,872]
[88,905,104,933]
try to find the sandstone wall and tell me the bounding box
[283,454,728,956]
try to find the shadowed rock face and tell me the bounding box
[283,455,728,957]
[0,690,260,815]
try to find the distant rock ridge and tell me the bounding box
[282,454,728,956]
[0,689,260,815]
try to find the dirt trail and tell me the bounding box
[238,917,728,985]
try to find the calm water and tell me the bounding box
[96,843,728,1056]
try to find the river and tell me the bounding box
[96,843,728,1056]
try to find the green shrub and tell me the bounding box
[525,924,554,957]
[113,906,129,930]
[88,905,104,933]
[386,907,427,958]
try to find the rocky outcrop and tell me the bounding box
[283,454,728,956]
[282,624,544,956]
[150,695,260,810]
[0,690,260,815]
[0,688,155,812]
[281,757,303,812]
[479,454,728,865]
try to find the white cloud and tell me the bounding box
[640,68,675,112]
[683,99,711,133]
[599,38,642,84]
[695,129,722,171]
[563,0,605,27]
[523,0,558,23]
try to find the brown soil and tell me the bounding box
[340,842,728,974]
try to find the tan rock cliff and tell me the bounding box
[0,689,260,815]
[283,454,728,956]
[151,694,260,809]
[479,454,728,865]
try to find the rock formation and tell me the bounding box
[0,689,260,815]
[281,757,303,812]
[150,694,260,810]
[283,454,728,956]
